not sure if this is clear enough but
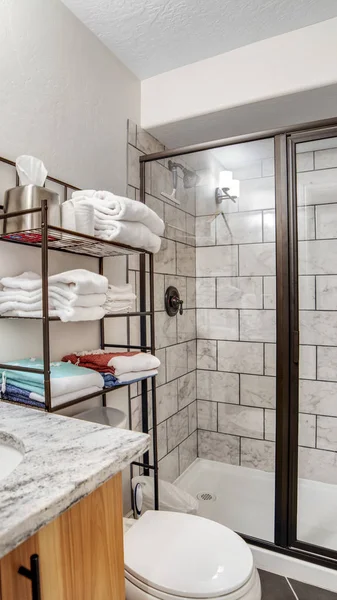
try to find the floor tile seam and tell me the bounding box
[285,577,300,600]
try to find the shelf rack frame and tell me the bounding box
[0,174,159,510]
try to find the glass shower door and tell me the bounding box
[293,132,337,555]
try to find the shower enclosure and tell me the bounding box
[135,118,337,571]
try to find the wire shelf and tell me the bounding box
[0,225,149,258]
[0,374,157,412]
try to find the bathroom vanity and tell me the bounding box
[0,403,149,599]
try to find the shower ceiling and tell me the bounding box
[60,0,337,79]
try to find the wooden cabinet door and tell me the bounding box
[0,473,125,600]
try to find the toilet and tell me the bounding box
[124,511,261,600]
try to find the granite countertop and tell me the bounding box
[0,402,149,559]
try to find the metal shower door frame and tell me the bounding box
[139,116,337,570]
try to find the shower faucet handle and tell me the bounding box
[165,286,184,316]
[176,297,184,315]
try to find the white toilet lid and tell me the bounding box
[124,511,254,599]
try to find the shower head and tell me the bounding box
[161,161,180,204]
[161,160,200,204]
[168,160,200,188]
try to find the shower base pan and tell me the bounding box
[175,458,337,551]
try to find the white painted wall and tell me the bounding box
[141,17,337,131]
[0,0,141,513]
[0,0,140,192]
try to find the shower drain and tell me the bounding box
[196,491,216,502]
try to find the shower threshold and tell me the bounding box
[175,458,337,551]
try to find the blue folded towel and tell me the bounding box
[1,383,44,409]
[102,373,119,387]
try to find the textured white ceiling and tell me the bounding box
[61,0,337,79]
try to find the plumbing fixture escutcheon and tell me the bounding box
[165,286,183,317]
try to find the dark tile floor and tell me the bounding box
[259,569,337,599]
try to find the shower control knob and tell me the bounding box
[165,286,184,317]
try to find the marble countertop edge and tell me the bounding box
[0,435,148,559]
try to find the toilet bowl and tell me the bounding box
[124,511,261,600]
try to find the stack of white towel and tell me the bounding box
[62,190,165,253]
[0,269,108,322]
[104,284,136,313]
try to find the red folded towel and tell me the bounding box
[62,350,140,375]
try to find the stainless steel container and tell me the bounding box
[2,184,61,234]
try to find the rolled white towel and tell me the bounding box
[72,190,165,237]
[109,352,160,376]
[94,220,161,254]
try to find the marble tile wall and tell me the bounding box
[127,120,197,484]
[296,140,337,485]
[128,126,337,486]
[195,148,277,472]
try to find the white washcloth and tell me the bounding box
[1,269,108,295]
[6,306,105,322]
[72,190,165,237]
[94,220,161,253]
[117,369,158,383]
[106,284,136,301]
[62,199,94,236]
[108,352,160,376]
[30,386,103,408]
[104,303,133,314]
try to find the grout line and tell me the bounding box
[285,577,300,600]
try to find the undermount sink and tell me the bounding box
[0,434,24,482]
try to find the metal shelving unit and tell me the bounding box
[0,193,159,510]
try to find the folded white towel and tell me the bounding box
[0,290,106,309]
[108,352,160,376]
[117,369,158,383]
[6,305,105,322]
[1,269,108,295]
[30,385,103,408]
[72,190,165,237]
[94,220,161,253]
